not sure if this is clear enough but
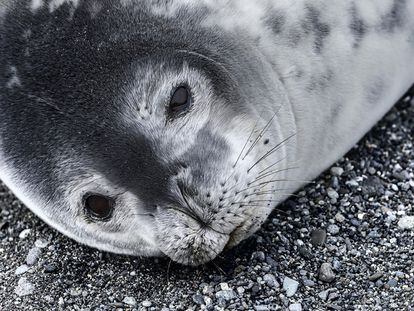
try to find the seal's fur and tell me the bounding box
[1,0,413,265]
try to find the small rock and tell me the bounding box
[311,229,327,246]
[303,279,315,287]
[387,279,398,287]
[289,303,302,311]
[15,265,29,275]
[298,246,312,259]
[220,282,230,290]
[319,263,336,283]
[283,277,299,297]
[318,289,330,301]
[142,300,152,307]
[44,263,58,273]
[254,306,269,311]
[15,277,34,297]
[251,251,266,262]
[398,216,414,230]
[192,294,205,305]
[215,290,237,301]
[35,239,49,248]
[26,247,41,266]
[70,288,82,297]
[330,167,344,176]
[123,297,137,306]
[335,213,345,223]
[395,271,405,278]
[327,224,340,235]
[346,179,359,187]
[327,188,339,200]
[263,274,279,288]
[19,229,31,239]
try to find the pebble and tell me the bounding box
[18,229,31,239]
[346,179,359,187]
[263,273,279,288]
[26,247,41,266]
[327,188,339,200]
[123,297,137,306]
[44,263,58,273]
[303,279,315,287]
[142,300,152,307]
[251,251,266,262]
[283,277,299,297]
[220,282,230,290]
[14,277,34,296]
[387,279,398,288]
[192,294,205,305]
[289,303,302,311]
[335,213,345,223]
[318,289,330,301]
[319,263,336,283]
[397,216,414,230]
[311,229,327,246]
[215,290,237,301]
[327,224,340,235]
[34,239,49,248]
[369,271,384,282]
[15,265,29,275]
[330,167,344,176]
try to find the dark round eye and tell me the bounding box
[168,86,191,117]
[84,194,114,221]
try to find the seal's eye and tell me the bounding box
[168,86,191,117]
[84,194,114,221]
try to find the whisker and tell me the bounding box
[242,112,277,160]
[166,259,172,284]
[257,156,288,175]
[242,188,298,198]
[248,132,297,173]
[255,178,313,187]
[252,166,300,184]
[232,121,258,169]
[212,261,227,275]
[129,213,155,217]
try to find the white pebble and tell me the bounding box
[289,303,303,311]
[123,296,137,306]
[26,247,41,265]
[15,265,29,275]
[14,277,34,296]
[330,167,344,176]
[19,229,31,240]
[398,216,414,230]
[35,239,49,248]
[283,277,299,297]
[220,282,230,290]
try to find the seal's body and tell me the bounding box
[1,0,413,265]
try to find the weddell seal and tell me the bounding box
[0,0,413,266]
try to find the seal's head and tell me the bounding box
[0,1,292,265]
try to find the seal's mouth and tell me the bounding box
[155,207,246,266]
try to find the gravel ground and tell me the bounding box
[0,90,413,311]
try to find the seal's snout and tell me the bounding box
[155,208,230,266]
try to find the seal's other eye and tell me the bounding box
[84,194,114,221]
[168,86,191,117]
